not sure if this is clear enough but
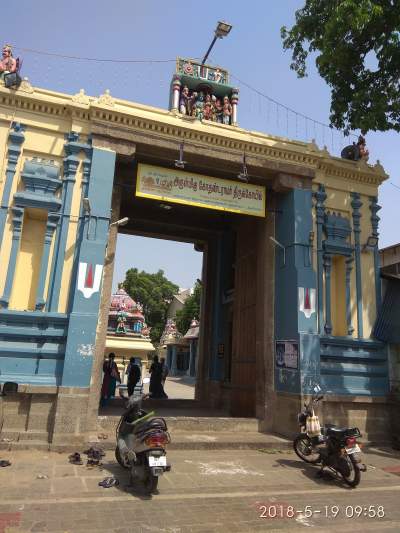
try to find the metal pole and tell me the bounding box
[201,35,218,65]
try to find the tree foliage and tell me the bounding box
[175,281,202,336]
[281,0,400,133]
[123,268,179,345]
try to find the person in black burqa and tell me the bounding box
[127,357,141,397]
[149,355,168,398]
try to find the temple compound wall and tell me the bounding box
[0,78,391,447]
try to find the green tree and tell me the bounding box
[281,0,400,133]
[175,280,202,335]
[123,268,179,345]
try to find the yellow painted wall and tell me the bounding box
[312,177,379,339]
[331,255,347,336]
[9,208,47,310]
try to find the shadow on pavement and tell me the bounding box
[99,457,157,501]
[275,458,353,489]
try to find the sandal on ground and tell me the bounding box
[0,460,11,467]
[98,477,119,488]
[68,452,83,465]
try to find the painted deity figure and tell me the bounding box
[193,91,205,120]
[222,96,232,125]
[214,68,222,83]
[214,98,223,123]
[179,85,190,115]
[203,93,213,121]
[116,308,127,334]
[357,135,369,161]
[0,45,17,80]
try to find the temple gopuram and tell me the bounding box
[105,286,154,382]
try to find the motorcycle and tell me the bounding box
[115,377,171,494]
[293,385,366,487]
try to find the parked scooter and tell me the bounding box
[115,377,171,494]
[293,385,366,487]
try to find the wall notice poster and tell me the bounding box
[275,341,299,370]
[136,163,266,218]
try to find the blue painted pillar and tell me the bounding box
[61,147,115,387]
[170,345,178,376]
[35,213,60,310]
[0,123,25,245]
[351,193,363,338]
[370,197,381,314]
[275,188,320,395]
[47,133,84,312]
[345,256,354,335]
[0,207,24,307]
[323,254,332,335]
[188,341,196,377]
[314,185,326,334]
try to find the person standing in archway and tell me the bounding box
[100,353,120,406]
[127,357,141,397]
[149,355,167,398]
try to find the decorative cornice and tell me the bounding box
[0,84,388,187]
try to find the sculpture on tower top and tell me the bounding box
[170,58,239,126]
[0,44,22,88]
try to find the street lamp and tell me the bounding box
[110,217,129,228]
[269,236,286,266]
[201,21,233,65]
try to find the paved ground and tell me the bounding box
[0,446,400,532]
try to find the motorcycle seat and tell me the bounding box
[326,426,361,438]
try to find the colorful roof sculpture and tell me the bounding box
[184,318,200,339]
[160,318,183,346]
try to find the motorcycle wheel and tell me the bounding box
[115,446,130,469]
[341,455,361,488]
[293,434,321,464]
[144,473,159,494]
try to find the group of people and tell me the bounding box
[100,353,169,405]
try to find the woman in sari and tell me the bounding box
[149,355,168,399]
[100,353,120,406]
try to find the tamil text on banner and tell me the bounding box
[136,163,266,217]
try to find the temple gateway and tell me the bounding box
[0,56,393,447]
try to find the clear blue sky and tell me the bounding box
[4,0,399,289]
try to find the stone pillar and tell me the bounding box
[323,254,332,335]
[275,188,320,396]
[170,345,178,376]
[0,123,25,245]
[47,133,82,311]
[61,147,116,387]
[0,207,24,307]
[35,213,60,310]
[231,88,239,126]
[188,341,197,377]
[370,196,381,313]
[314,185,326,334]
[351,193,363,338]
[345,256,354,336]
[171,75,181,112]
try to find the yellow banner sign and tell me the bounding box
[136,164,266,217]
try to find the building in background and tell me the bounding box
[167,288,191,320]
[105,286,154,382]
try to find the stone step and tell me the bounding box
[89,431,291,451]
[98,415,260,433]
[17,430,50,442]
[107,398,203,409]
[0,440,50,451]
